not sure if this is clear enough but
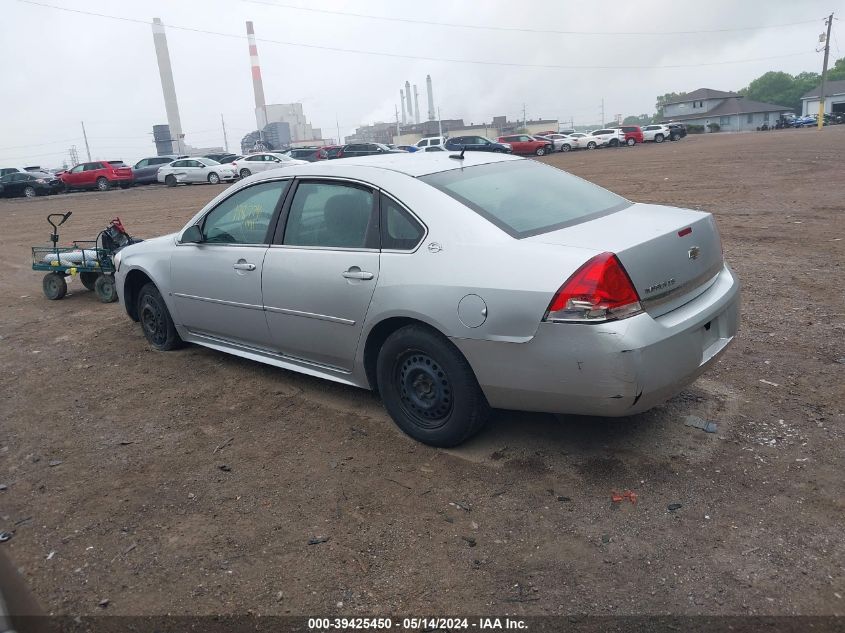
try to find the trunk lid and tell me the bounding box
[526,203,723,317]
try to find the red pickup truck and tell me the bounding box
[60,161,134,191]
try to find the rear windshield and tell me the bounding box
[419,160,630,238]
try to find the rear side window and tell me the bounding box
[420,160,630,239]
[283,181,375,249]
[202,180,289,244]
[380,194,425,251]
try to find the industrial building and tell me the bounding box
[801,79,845,116]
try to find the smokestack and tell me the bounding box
[413,85,421,124]
[151,18,185,154]
[405,81,413,122]
[400,90,407,125]
[426,75,435,121]
[246,21,268,132]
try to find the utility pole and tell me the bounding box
[522,103,527,130]
[221,114,229,152]
[81,121,91,161]
[395,105,401,137]
[336,114,341,145]
[437,107,443,139]
[600,98,605,127]
[817,12,834,130]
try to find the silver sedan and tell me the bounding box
[115,153,739,447]
[157,157,238,186]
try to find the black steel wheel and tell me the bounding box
[137,282,182,351]
[376,324,489,447]
[80,272,98,291]
[42,272,67,300]
[94,275,117,303]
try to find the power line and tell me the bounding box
[0,138,80,152]
[14,0,819,70]
[242,0,823,37]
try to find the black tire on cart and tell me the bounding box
[80,272,98,291]
[43,272,67,300]
[94,275,117,303]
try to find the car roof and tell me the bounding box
[251,150,522,179]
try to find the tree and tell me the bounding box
[622,114,652,126]
[827,56,845,81]
[655,92,687,118]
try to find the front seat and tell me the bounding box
[323,194,371,248]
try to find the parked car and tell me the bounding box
[114,152,739,447]
[157,157,237,186]
[132,155,187,185]
[497,134,552,156]
[394,145,419,153]
[0,166,46,177]
[0,171,64,198]
[322,145,345,159]
[417,145,446,152]
[538,133,575,152]
[590,129,626,148]
[562,132,596,150]
[339,143,404,158]
[415,136,446,149]
[642,125,671,143]
[287,147,328,162]
[444,136,511,153]
[60,161,134,191]
[231,152,305,178]
[665,123,687,140]
[619,126,644,145]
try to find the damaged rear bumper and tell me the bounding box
[453,264,740,417]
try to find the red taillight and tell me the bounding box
[544,252,642,323]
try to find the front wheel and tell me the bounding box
[94,275,117,303]
[626,137,636,146]
[96,177,110,191]
[376,325,490,447]
[207,172,220,185]
[239,168,251,178]
[561,144,571,152]
[587,141,597,150]
[534,147,546,156]
[137,282,182,351]
[24,186,37,198]
[43,273,67,300]
[654,133,664,143]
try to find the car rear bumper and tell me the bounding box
[453,264,740,417]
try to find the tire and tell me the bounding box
[561,144,571,152]
[376,324,490,447]
[165,175,177,187]
[80,272,98,291]
[670,134,680,141]
[654,134,664,143]
[626,137,636,146]
[43,273,67,300]
[94,275,117,303]
[609,139,619,147]
[137,282,182,351]
[239,168,251,178]
[587,141,597,150]
[207,172,220,185]
[96,177,110,191]
[24,186,37,198]
[534,147,546,156]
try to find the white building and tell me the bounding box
[801,80,845,116]
[260,103,322,142]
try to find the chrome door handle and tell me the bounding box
[342,270,374,280]
[233,262,256,271]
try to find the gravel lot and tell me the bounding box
[0,129,843,616]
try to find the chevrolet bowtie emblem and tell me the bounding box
[688,246,701,260]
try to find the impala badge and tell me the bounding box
[688,246,701,260]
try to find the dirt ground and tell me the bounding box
[1,129,843,617]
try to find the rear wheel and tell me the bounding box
[43,273,67,300]
[561,144,571,152]
[609,138,619,147]
[137,282,182,351]
[239,168,251,178]
[96,177,110,191]
[24,186,37,198]
[376,325,489,447]
[654,133,664,143]
[94,275,117,303]
[80,272,98,291]
[165,175,177,187]
[207,172,220,185]
[626,137,636,146]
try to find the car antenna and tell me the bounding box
[449,146,466,160]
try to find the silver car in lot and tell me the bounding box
[115,152,739,446]
[157,157,238,186]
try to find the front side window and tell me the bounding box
[135,159,148,168]
[283,181,375,249]
[201,180,289,244]
[70,164,84,173]
[420,160,629,239]
[381,194,425,251]
[246,155,262,162]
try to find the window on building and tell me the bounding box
[764,112,770,121]
[719,116,732,126]
[747,114,753,124]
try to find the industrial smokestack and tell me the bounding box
[246,21,268,132]
[413,85,421,124]
[151,18,185,154]
[405,81,413,122]
[400,90,407,125]
[426,75,435,121]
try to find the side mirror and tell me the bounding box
[181,225,203,244]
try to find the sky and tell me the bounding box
[0,0,841,168]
